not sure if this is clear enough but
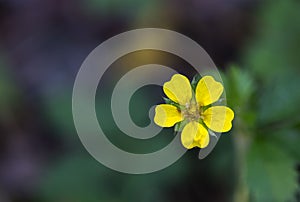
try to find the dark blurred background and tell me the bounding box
[0,0,299,201]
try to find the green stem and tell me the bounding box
[233,123,250,202]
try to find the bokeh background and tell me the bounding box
[0,0,299,201]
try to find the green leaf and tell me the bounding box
[257,70,300,125]
[224,65,255,108]
[271,129,300,160]
[246,140,298,202]
[223,65,257,129]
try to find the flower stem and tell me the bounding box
[233,126,250,202]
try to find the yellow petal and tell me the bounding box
[181,121,209,149]
[195,76,224,106]
[154,104,183,127]
[163,74,192,105]
[202,106,234,132]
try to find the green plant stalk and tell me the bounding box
[233,118,250,202]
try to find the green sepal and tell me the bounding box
[174,119,189,132]
[191,74,202,91]
[163,97,180,108]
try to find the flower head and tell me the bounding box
[154,74,234,149]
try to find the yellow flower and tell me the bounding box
[154,74,234,149]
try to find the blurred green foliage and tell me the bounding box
[0,57,19,120]
[39,80,190,201]
[83,0,160,19]
[246,1,300,80]
[36,0,300,202]
[224,0,300,201]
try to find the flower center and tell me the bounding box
[183,101,200,121]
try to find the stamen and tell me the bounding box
[183,100,200,121]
